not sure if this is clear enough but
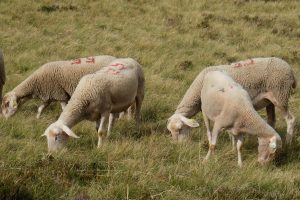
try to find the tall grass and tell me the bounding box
[0,0,299,199]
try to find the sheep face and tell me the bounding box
[167,114,199,142]
[1,92,18,118]
[44,126,69,152]
[257,136,281,164]
[42,121,79,152]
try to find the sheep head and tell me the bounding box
[257,135,282,165]
[167,114,199,142]
[1,91,18,118]
[42,120,79,152]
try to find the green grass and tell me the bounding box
[1,0,300,199]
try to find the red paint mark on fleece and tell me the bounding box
[233,59,255,68]
[71,58,81,65]
[109,63,127,70]
[86,56,95,64]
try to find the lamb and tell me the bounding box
[1,55,116,119]
[167,57,296,145]
[0,49,5,103]
[42,58,145,152]
[200,71,282,166]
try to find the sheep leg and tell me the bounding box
[275,106,295,145]
[107,113,117,136]
[127,104,136,120]
[230,134,236,151]
[284,110,295,146]
[36,102,50,119]
[60,102,67,111]
[97,112,109,148]
[236,135,244,167]
[202,112,211,143]
[204,122,221,161]
[266,104,276,128]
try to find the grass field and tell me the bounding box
[0,0,300,199]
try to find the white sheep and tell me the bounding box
[0,49,5,103]
[1,55,116,119]
[42,58,145,152]
[168,57,296,145]
[200,70,282,166]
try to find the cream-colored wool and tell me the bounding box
[0,49,5,102]
[201,71,282,167]
[172,57,296,144]
[1,55,116,118]
[43,58,145,152]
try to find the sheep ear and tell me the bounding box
[62,125,80,138]
[180,116,199,128]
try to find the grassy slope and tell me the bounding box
[0,0,300,199]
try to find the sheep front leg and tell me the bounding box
[203,112,212,162]
[107,113,117,136]
[205,122,221,161]
[266,104,276,128]
[236,135,244,167]
[60,102,67,111]
[36,102,50,119]
[97,112,109,148]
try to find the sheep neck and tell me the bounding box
[240,109,278,139]
[13,75,36,99]
[59,99,87,128]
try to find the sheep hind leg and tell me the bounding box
[266,103,276,128]
[36,102,50,119]
[97,112,109,148]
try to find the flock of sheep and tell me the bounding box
[0,49,297,167]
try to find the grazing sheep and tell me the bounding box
[168,57,296,145]
[201,71,282,166]
[0,49,5,103]
[42,58,145,152]
[1,55,116,119]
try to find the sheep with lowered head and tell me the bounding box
[42,58,145,152]
[200,70,282,166]
[2,55,116,119]
[167,57,296,145]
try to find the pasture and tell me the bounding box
[0,0,300,199]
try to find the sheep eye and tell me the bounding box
[55,135,58,141]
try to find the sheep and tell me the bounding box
[42,58,145,152]
[0,49,5,103]
[167,57,296,145]
[1,55,116,119]
[200,70,282,166]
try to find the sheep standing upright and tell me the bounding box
[200,71,282,166]
[42,58,145,152]
[2,55,116,119]
[168,57,296,145]
[0,49,5,103]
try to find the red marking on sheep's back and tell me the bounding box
[71,58,81,64]
[233,63,242,68]
[109,63,127,70]
[86,56,95,64]
[232,59,255,68]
